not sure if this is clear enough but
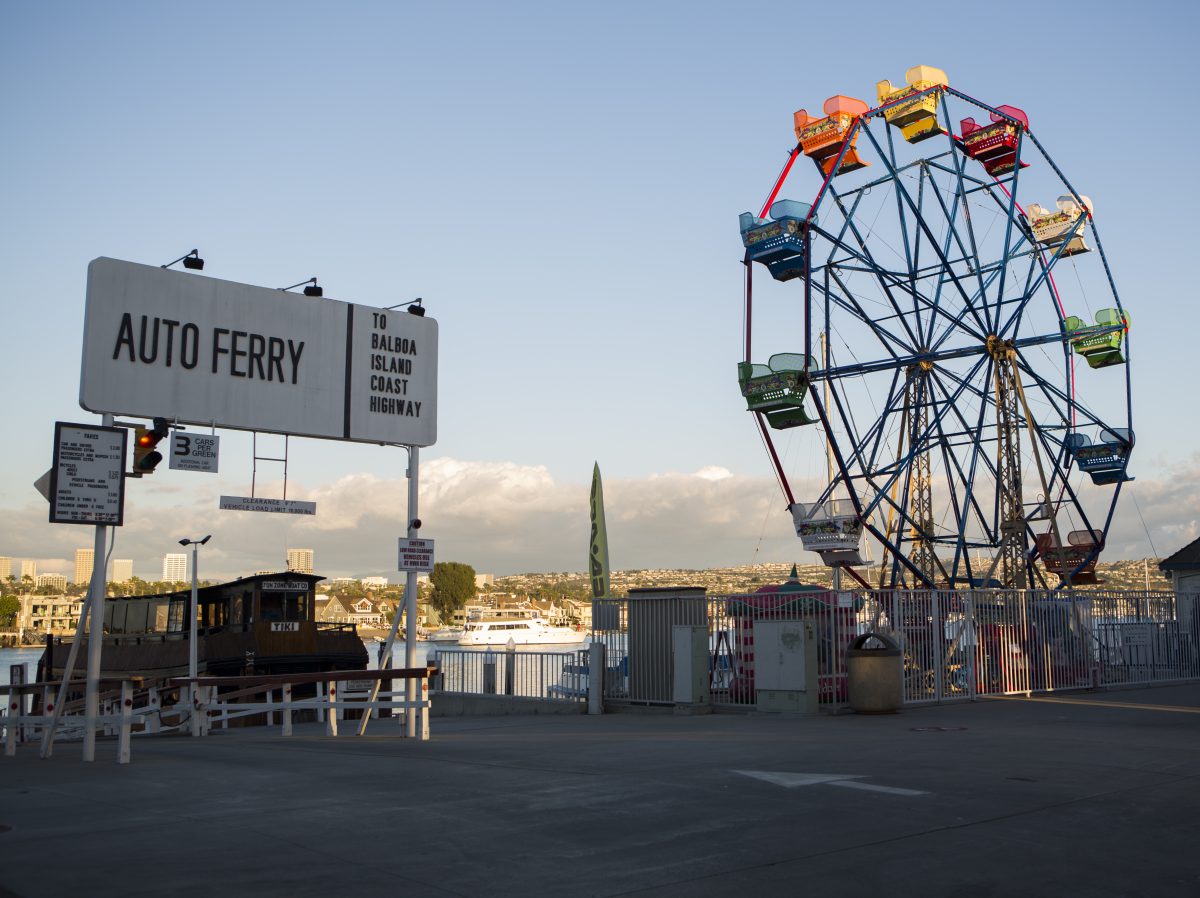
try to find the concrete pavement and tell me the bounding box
[2,684,1199,897]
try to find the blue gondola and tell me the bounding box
[1065,428,1134,485]
[739,199,817,282]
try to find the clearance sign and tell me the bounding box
[79,258,437,447]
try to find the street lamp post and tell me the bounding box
[179,535,211,737]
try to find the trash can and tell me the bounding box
[846,632,903,713]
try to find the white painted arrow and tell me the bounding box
[734,770,927,796]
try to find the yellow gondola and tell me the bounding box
[875,65,949,144]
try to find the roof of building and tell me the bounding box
[1159,537,1200,571]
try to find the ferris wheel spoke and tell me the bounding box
[820,191,926,350]
[857,123,996,334]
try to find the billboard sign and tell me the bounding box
[80,258,437,447]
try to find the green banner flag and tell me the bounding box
[589,463,610,599]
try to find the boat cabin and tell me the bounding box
[739,199,817,282]
[737,352,815,430]
[42,572,367,682]
[794,95,871,177]
[959,105,1029,176]
[789,499,865,566]
[875,65,948,144]
[1065,427,1135,485]
[1064,308,1129,369]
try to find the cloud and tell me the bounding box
[3,457,1197,582]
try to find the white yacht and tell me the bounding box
[458,612,584,647]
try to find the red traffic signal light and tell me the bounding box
[133,417,170,474]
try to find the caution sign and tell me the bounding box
[398,538,435,572]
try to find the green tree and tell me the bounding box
[0,594,18,626]
[429,562,477,619]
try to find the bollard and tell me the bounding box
[190,682,202,738]
[588,641,605,715]
[118,681,132,765]
[282,683,293,736]
[5,687,17,756]
[483,651,497,694]
[10,664,27,743]
[326,681,338,736]
[504,638,516,696]
[419,677,430,741]
[145,688,161,735]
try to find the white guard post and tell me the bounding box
[588,641,605,715]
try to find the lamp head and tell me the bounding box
[162,249,204,271]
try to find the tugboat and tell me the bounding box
[37,572,367,684]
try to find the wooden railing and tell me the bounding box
[2,666,437,765]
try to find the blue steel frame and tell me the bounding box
[744,85,1132,591]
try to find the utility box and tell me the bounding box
[672,624,710,705]
[754,620,819,714]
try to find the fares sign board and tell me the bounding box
[50,422,126,525]
[80,258,437,447]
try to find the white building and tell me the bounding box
[287,548,314,574]
[162,553,188,582]
[111,559,133,582]
[74,548,94,585]
[0,556,11,581]
[18,594,84,635]
[36,573,67,591]
[21,559,37,580]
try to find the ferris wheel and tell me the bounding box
[737,66,1133,591]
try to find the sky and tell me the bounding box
[1,0,1198,582]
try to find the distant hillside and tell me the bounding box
[490,558,1172,597]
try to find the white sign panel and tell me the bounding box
[398,538,435,572]
[269,622,300,632]
[262,580,312,591]
[80,258,437,447]
[219,496,317,515]
[169,432,220,473]
[50,422,126,525]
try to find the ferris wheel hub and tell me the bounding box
[985,335,1016,360]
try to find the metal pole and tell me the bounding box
[189,541,200,737]
[822,332,843,594]
[82,412,114,762]
[405,445,420,737]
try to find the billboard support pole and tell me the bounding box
[82,412,113,762]
[405,445,420,737]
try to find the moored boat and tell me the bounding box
[458,612,584,647]
[37,572,367,685]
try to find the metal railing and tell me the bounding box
[432,648,587,702]
[591,590,1200,709]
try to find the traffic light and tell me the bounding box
[132,417,170,474]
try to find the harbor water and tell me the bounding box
[0,636,591,691]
